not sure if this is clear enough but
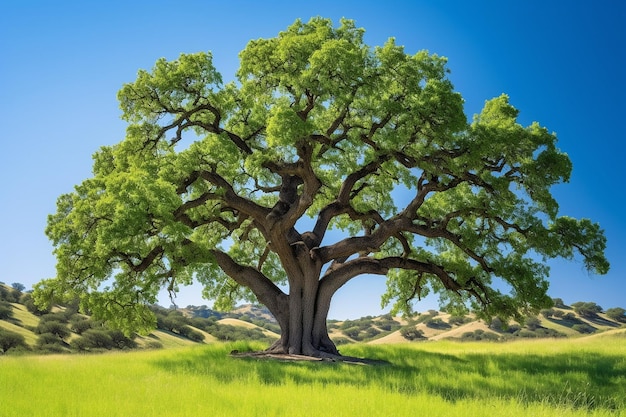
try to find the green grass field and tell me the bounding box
[1,334,624,417]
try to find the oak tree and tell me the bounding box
[35,18,609,357]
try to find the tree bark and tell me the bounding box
[211,246,341,357]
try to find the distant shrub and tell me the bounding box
[426,318,451,329]
[69,317,94,334]
[552,310,565,318]
[505,324,521,334]
[448,315,469,326]
[0,328,27,353]
[572,302,603,319]
[0,286,9,301]
[400,327,425,341]
[489,317,504,331]
[605,308,626,323]
[36,332,68,353]
[518,329,540,338]
[562,312,580,323]
[458,329,500,341]
[533,328,566,338]
[71,329,115,351]
[364,327,381,339]
[0,301,13,320]
[540,309,555,318]
[107,329,137,349]
[39,312,69,324]
[572,324,596,334]
[35,321,71,339]
[524,317,542,331]
[178,325,205,342]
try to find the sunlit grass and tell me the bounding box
[1,337,624,416]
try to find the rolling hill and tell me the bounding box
[1,282,624,355]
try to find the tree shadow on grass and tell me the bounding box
[152,343,625,412]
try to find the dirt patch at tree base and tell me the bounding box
[230,350,389,366]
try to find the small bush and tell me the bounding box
[0,301,13,320]
[524,316,542,331]
[71,329,115,351]
[69,317,94,334]
[605,307,626,323]
[426,318,451,329]
[0,328,27,353]
[35,321,71,339]
[572,324,596,334]
[36,332,68,353]
[400,327,425,341]
[448,315,469,326]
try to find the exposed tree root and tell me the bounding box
[229,350,389,366]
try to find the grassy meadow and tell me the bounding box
[1,335,624,417]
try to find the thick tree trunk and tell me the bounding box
[265,284,340,357]
[211,242,341,357]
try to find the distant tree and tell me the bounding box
[0,286,9,301]
[178,326,205,342]
[0,329,27,353]
[69,316,94,334]
[563,312,580,323]
[426,317,450,329]
[36,332,67,352]
[400,327,425,341]
[11,283,25,292]
[0,301,13,320]
[489,317,504,331]
[540,308,554,318]
[572,323,596,334]
[605,307,626,323]
[34,17,610,358]
[571,302,603,318]
[39,312,69,324]
[35,321,71,339]
[71,329,115,351]
[448,315,469,326]
[524,316,541,331]
[552,298,566,308]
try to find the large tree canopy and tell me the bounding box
[35,17,608,356]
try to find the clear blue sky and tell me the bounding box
[1,0,624,319]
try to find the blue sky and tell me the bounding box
[1,1,624,319]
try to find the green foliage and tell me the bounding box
[69,316,95,334]
[0,301,13,320]
[447,315,470,326]
[425,318,451,329]
[572,324,596,334]
[605,307,626,323]
[20,293,51,316]
[35,321,71,339]
[0,328,28,353]
[571,302,603,318]
[524,316,542,331]
[400,327,425,341]
[35,332,68,353]
[35,17,610,336]
[71,329,115,351]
